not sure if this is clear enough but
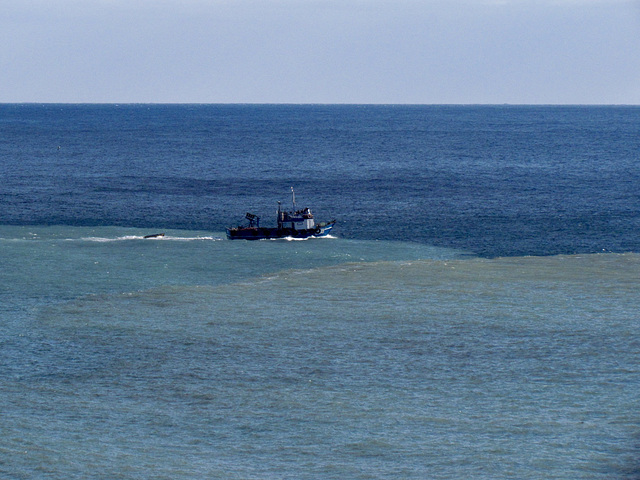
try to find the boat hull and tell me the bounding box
[226,223,334,240]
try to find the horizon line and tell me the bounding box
[2,102,640,107]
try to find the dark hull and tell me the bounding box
[227,223,334,240]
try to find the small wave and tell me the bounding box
[78,236,142,242]
[273,234,338,242]
[76,235,222,242]
[161,236,222,241]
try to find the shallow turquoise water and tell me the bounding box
[2,226,638,479]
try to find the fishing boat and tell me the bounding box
[226,188,335,240]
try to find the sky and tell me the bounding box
[2,0,640,104]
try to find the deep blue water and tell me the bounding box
[2,104,639,256]
[1,105,640,479]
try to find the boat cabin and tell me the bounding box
[278,206,315,231]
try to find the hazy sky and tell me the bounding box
[2,0,640,104]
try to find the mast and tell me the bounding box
[277,201,282,229]
[291,186,296,211]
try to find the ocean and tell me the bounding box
[1,104,639,479]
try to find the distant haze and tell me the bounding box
[2,0,640,104]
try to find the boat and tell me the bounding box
[143,233,165,239]
[226,188,336,240]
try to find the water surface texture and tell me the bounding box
[1,105,639,479]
